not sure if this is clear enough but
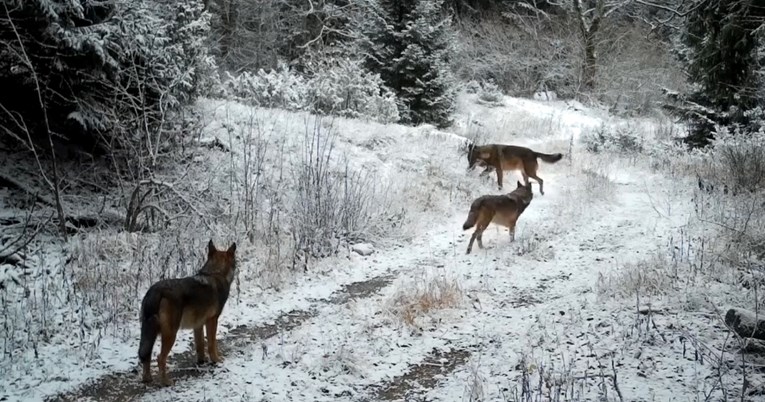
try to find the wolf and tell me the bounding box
[462,181,534,254]
[466,142,563,194]
[138,240,237,386]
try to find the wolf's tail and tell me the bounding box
[534,152,563,164]
[462,206,480,230]
[138,288,162,364]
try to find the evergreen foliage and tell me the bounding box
[0,0,214,156]
[673,0,765,147]
[361,0,456,128]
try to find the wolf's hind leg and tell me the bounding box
[194,326,206,364]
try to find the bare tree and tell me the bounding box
[573,0,629,90]
[1,2,66,237]
[546,0,632,92]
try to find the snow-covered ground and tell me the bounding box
[2,93,758,401]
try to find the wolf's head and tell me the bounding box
[466,142,481,170]
[511,180,534,205]
[201,239,237,284]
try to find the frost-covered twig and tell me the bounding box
[2,2,66,236]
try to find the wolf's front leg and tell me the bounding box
[194,326,206,364]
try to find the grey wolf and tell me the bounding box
[462,181,534,254]
[467,143,562,194]
[139,240,237,386]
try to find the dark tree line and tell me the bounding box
[661,0,765,146]
[0,0,213,159]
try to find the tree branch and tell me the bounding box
[2,2,67,237]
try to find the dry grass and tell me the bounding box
[387,275,463,328]
[596,252,676,300]
[580,165,617,201]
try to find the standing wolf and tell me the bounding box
[138,240,237,386]
[467,142,562,194]
[462,181,534,254]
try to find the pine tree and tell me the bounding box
[674,0,764,146]
[0,0,213,157]
[362,0,456,128]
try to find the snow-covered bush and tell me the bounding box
[387,274,462,328]
[476,80,504,104]
[223,63,308,111]
[224,59,400,123]
[581,123,644,155]
[306,58,399,123]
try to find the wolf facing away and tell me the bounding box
[467,143,563,194]
[138,240,237,386]
[462,181,534,254]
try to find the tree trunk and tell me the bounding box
[218,0,239,61]
[573,0,603,92]
[582,32,597,90]
[725,308,765,341]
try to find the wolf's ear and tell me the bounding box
[208,239,216,258]
[227,242,237,256]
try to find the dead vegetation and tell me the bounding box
[387,275,463,329]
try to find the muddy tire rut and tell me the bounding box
[47,273,397,402]
[369,347,472,401]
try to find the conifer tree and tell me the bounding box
[362,0,456,128]
[0,0,213,155]
[675,0,764,146]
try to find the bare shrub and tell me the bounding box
[579,158,617,201]
[507,352,588,402]
[514,230,555,261]
[0,224,216,367]
[593,23,687,115]
[387,275,462,328]
[463,361,486,401]
[289,118,395,269]
[693,130,765,258]
[596,253,675,299]
[708,130,765,194]
[225,112,273,243]
[453,14,579,98]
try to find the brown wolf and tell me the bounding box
[467,143,563,194]
[462,181,534,254]
[138,240,237,386]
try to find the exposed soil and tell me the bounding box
[370,347,472,401]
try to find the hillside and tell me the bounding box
[2,92,759,401]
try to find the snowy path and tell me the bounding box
[32,95,718,402]
[53,165,691,402]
